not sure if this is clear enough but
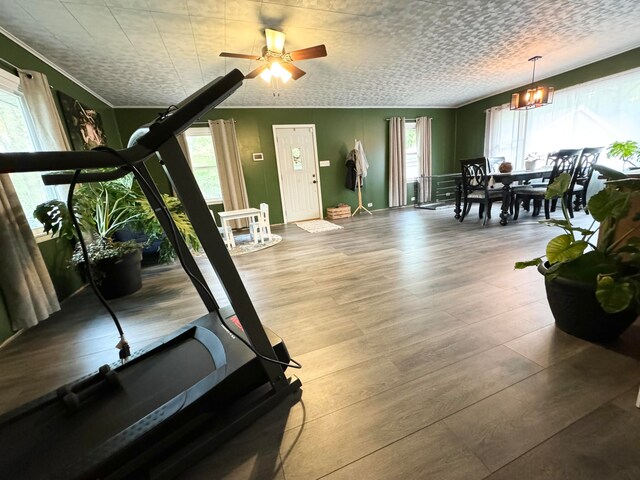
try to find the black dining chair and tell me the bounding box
[513,148,583,220]
[573,147,604,210]
[459,157,503,225]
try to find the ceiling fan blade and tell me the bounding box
[245,64,268,79]
[265,29,286,54]
[219,52,261,60]
[288,44,327,61]
[282,62,306,80]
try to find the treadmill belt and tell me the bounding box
[0,336,216,479]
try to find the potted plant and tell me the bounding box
[34,175,200,299]
[608,140,639,170]
[515,171,640,342]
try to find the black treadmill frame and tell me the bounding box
[0,69,291,392]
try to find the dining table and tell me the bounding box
[454,168,553,225]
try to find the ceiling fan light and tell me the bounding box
[265,29,286,54]
[280,68,292,83]
[259,67,272,83]
[270,61,284,78]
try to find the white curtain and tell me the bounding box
[389,117,406,207]
[18,70,71,151]
[209,119,249,229]
[0,176,60,331]
[485,67,640,170]
[484,104,526,168]
[415,117,432,203]
[0,70,65,331]
[176,132,192,168]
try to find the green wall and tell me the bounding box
[455,47,640,161]
[115,107,457,224]
[0,32,122,342]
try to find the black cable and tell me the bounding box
[92,147,301,370]
[67,170,131,361]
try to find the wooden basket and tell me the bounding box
[326,204,351,219]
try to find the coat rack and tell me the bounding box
[352,139,372,216]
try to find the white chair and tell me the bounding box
[250,203,272,243]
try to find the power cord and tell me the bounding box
[92,147,301,370]
[67,170,130,362]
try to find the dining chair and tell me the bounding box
[513,148,583,220]
[459,157,503,225]
[573,147,604,210]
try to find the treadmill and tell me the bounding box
[0,69,301,479]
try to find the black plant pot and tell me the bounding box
[538,262,638,342]
[96,249,143,300]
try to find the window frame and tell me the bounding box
[404,120,419,181]
[184,127,223,204]
[0,69,55,236]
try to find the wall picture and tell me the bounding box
[57,91,107,150]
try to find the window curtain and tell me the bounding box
[176,132,192,168]
[415,116,432,203]
[0,176,60,331]
[208,119,249,228]
[484,104,526,168]
[0,70,65,331]
[18,70,71,151]
[389,117,406,207]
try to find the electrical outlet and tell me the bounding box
[411,196,415,201]
[367,203,373,207]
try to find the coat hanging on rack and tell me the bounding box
[352,139,372,216]
[345,149,357,191]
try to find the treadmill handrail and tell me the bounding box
[0,69,244,175]
[41,167,132,185]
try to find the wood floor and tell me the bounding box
[2,206,640,479]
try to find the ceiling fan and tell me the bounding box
[220,29,327,83]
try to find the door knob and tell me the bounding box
[312,180,317,184]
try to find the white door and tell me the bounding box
[273,125,322,223]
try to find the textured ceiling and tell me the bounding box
[1,0,639,107]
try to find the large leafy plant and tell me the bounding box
[34,174,199,264]
[608,140,639,169]
[515,172,640,314]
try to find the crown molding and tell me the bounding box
[114,104,454,109]
[0,27,114,108]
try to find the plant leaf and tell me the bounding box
[545,172,571,199]
[587,187,631,222]
[514,258,542,269]
[553,250,618,286]
[546,234,588,264]
[596,275,634,313]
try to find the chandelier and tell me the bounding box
[510,56,554,110]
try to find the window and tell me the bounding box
[405,121,418,180]
[485,67,640,170]
[184,127,222,203]
[0,70,59,230]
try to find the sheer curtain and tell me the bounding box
[415,117,432,203]
[209,119,249,228]
[388,117,406,207]
[18,70,71,151]
[485,67,640,169]
[484,104,526,168]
